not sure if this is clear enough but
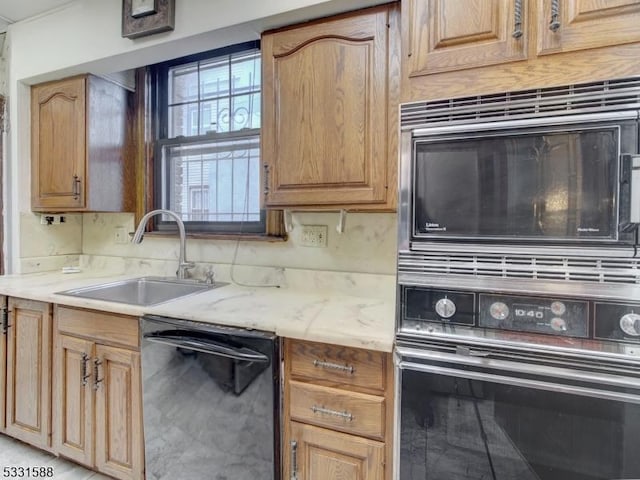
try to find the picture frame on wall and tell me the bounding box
[122,0,175,39]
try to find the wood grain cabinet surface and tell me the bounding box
[31,75,134,212]
[4,298,52,451]
[262,4,400,211]
[53,306,143,480]
[0,296,6,433]
[403,0,640,101]
[284,339,393,480]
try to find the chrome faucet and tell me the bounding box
[131,209,195,280]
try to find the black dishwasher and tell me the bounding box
[140,315,280,480]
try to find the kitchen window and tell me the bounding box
[149,41,267,234]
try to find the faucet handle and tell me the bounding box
[204,268,215,285]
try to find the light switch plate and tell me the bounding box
[300,225,328,247]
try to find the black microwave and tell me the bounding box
[407,116,640,245]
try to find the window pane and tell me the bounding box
[230,50,261,95]
[200,56,231,99]
[231,93,261,130]
[200,98,230,134]
[160,135,261,224]
[169,62,199,104]
[169,103,199,137]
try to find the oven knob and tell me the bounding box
[489,302,509,320]
[620,313,640,337]
[550,317,567,332]
[435,298,456,319]
[550,301,566,316]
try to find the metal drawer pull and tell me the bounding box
[81,353,90,387]
[93,358,103,390]
[512,0,523,38]
[311,405,354,421]
[72,175,81,199]
[549,0,560,31]
[312,359,354,374]
[290,440,298,480]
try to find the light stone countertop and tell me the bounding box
[0,270,396,352]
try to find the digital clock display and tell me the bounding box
[513,304,546,320]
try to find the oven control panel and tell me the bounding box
[595,303,640,343]
[478,294,589,338]
[403,288,475,326]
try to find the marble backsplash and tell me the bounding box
[18,211,397,279]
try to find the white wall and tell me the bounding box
[4,0,396,275]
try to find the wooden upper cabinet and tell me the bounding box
[31,77,86,210]
[31,75,134,213]
[406,0,528,75]
[262,4,399,210]
[537,0,640,55]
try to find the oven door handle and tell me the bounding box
[396,346,640,390]
[398,359,640,404]
[144,332,269,363]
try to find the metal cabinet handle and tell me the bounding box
[93,358,103,390]
[263,164,270,196]
[311,405,354,421]
[72,175,81,199]
[290,440,298,480]
[549,0,561,32]
[512,0,523,38]
[81,353,90,387]
[1,307,10,334]
[313,359,354,374]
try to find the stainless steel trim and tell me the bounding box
[406,242,638,258]
[397,271,640,301]
[396,330,640,366]
[398,131,412,252]
[312,359,354,374]
[408,111,637,135]
[397,360,640,404]
[393,352,402,480]
[395,346,640,390]
[143,333,270,363]
[311,405,354,421]
[631,154,640,223]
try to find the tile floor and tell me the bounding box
[0,434,111,480]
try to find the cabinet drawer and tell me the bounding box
[55,306,139,349]
[288,340,385,392]
[289,381,386,441]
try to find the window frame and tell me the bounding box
[148,40,266,235]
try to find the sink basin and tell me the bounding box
[57,277,226,306]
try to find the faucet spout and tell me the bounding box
[132,209,194,280]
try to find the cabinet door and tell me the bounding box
[538,0,640,55]
[5,298,52,450]
[406,0,528,75]
[94,344,144,480]
[31,76,86,210]
[52,334,94,467]
[288,422,385,480]
[262,7,392,208]
[0,296,6,431]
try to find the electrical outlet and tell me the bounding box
[114,226,129,244]
[40,214,66,225]
[300,225,328,247]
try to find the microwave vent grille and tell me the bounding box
[401,77,640,127]
[398,251,640,284]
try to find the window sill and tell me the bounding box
[143,231,288,242]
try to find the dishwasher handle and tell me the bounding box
[144,332,269,363]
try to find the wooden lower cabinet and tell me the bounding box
[0,296,6,432]
[53,307,143,480]
[284,339,393,480]
[5,298,52,450]
[289,422,385,480]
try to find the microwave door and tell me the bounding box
[413,127,620,242]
